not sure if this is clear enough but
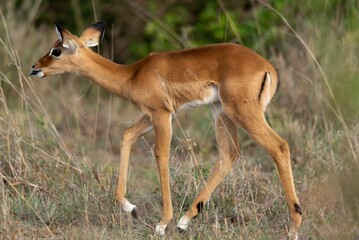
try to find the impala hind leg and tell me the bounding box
[226,106,302,238]
[177,105,240,230]
[116,115,152,217]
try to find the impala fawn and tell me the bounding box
[30,22,302,238]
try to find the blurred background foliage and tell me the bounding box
[4,0,358,121]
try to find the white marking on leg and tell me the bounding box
[289,231,298,240]
[155,224,166,236]
[177,215,191,230]
[122,199,136,213]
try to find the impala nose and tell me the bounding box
[29,68,41,76]
[29,62,44,77]
[29,64,39,76]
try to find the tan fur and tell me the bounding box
[31,23,302,237]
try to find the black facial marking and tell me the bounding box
[294,203,302,215]
[29,69,41,76]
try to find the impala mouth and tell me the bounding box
[29,68,44,78]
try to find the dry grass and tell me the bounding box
[1,1,359,239]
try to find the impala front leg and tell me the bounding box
[116,115,152,217]
[151,111,173,235]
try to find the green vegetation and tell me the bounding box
[1,0,358,239]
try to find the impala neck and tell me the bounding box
[78,49,134,99]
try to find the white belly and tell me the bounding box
[178,86,219,111]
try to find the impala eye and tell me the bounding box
[51,48,62,57]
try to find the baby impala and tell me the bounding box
[30,22,302,239]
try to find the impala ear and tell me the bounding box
[80,22,106,48]
[54,22,64,42]
[54,22,78,51]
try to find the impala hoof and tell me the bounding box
[288,232,298,240]
[131,208,138,219]
[122,199,137,213]
[176,226,187,233]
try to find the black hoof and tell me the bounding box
[131,208,138,219]
[176,226,187,233]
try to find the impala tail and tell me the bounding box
[258,70,279,111]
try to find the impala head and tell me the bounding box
[30,22,106,78]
